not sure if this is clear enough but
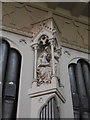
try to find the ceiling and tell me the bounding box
[46,2,89,17]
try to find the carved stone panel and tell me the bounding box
[31,28,61,86]
[37,35,51,85]
[36,35,61,86]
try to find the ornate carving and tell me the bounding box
[54,48,61,76]
[64,50,71,56]
[19,39,27,44]
[37,35,52,85]
[36,34,61,86]
[30,13,62,86]
[38,97,43,103]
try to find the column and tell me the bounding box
[32,44,38,87]
[50,38,58,85]
[50,39,55,76]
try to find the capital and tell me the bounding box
[31,43,38,50]
[32,79,37,83]
[32,79,37,87]
[49,38,55,45]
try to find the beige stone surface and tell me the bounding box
[2,29,89,118]
[1,2,90,118]
[2,2,89,53]
[2,3,47,32]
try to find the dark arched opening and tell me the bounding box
[0,37,22,119]
[68,59,90,119]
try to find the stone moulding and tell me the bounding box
[30,12,62,87]
[28,13,66,116]
[28,83,66,103]
[2,26,33,38]
[2,2,89,53]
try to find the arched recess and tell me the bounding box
[39,96,60,119]
[68,59,90,119]
[37,34,52,85]
[0,37,22,119]
[31,32,61,86]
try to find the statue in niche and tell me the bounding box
[37,46,51,85]
[37,35,52,85]
[37,35,61,86]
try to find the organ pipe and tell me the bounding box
[0,38,10,119]
[81,60,90,102]
[69,64,77,93]
[69,59,90,119]
[3,48,21,118]
[75,61,86,97]
[48,99,52,119]
[69,64,80,119]
[68,64,80,107]
[46,104,48,119]
[2,39,10,86]
[74,110,80,120]
[81,111,90,120]
[75,60,89,112]
[40,97,60,119]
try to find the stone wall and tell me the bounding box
[2,2,89,53]
[1,2,90,118]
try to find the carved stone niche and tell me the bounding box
[28,15,66,119]
[30,13,61,87]
[37,35,51,85]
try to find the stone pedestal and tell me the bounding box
[28,76,65,118]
